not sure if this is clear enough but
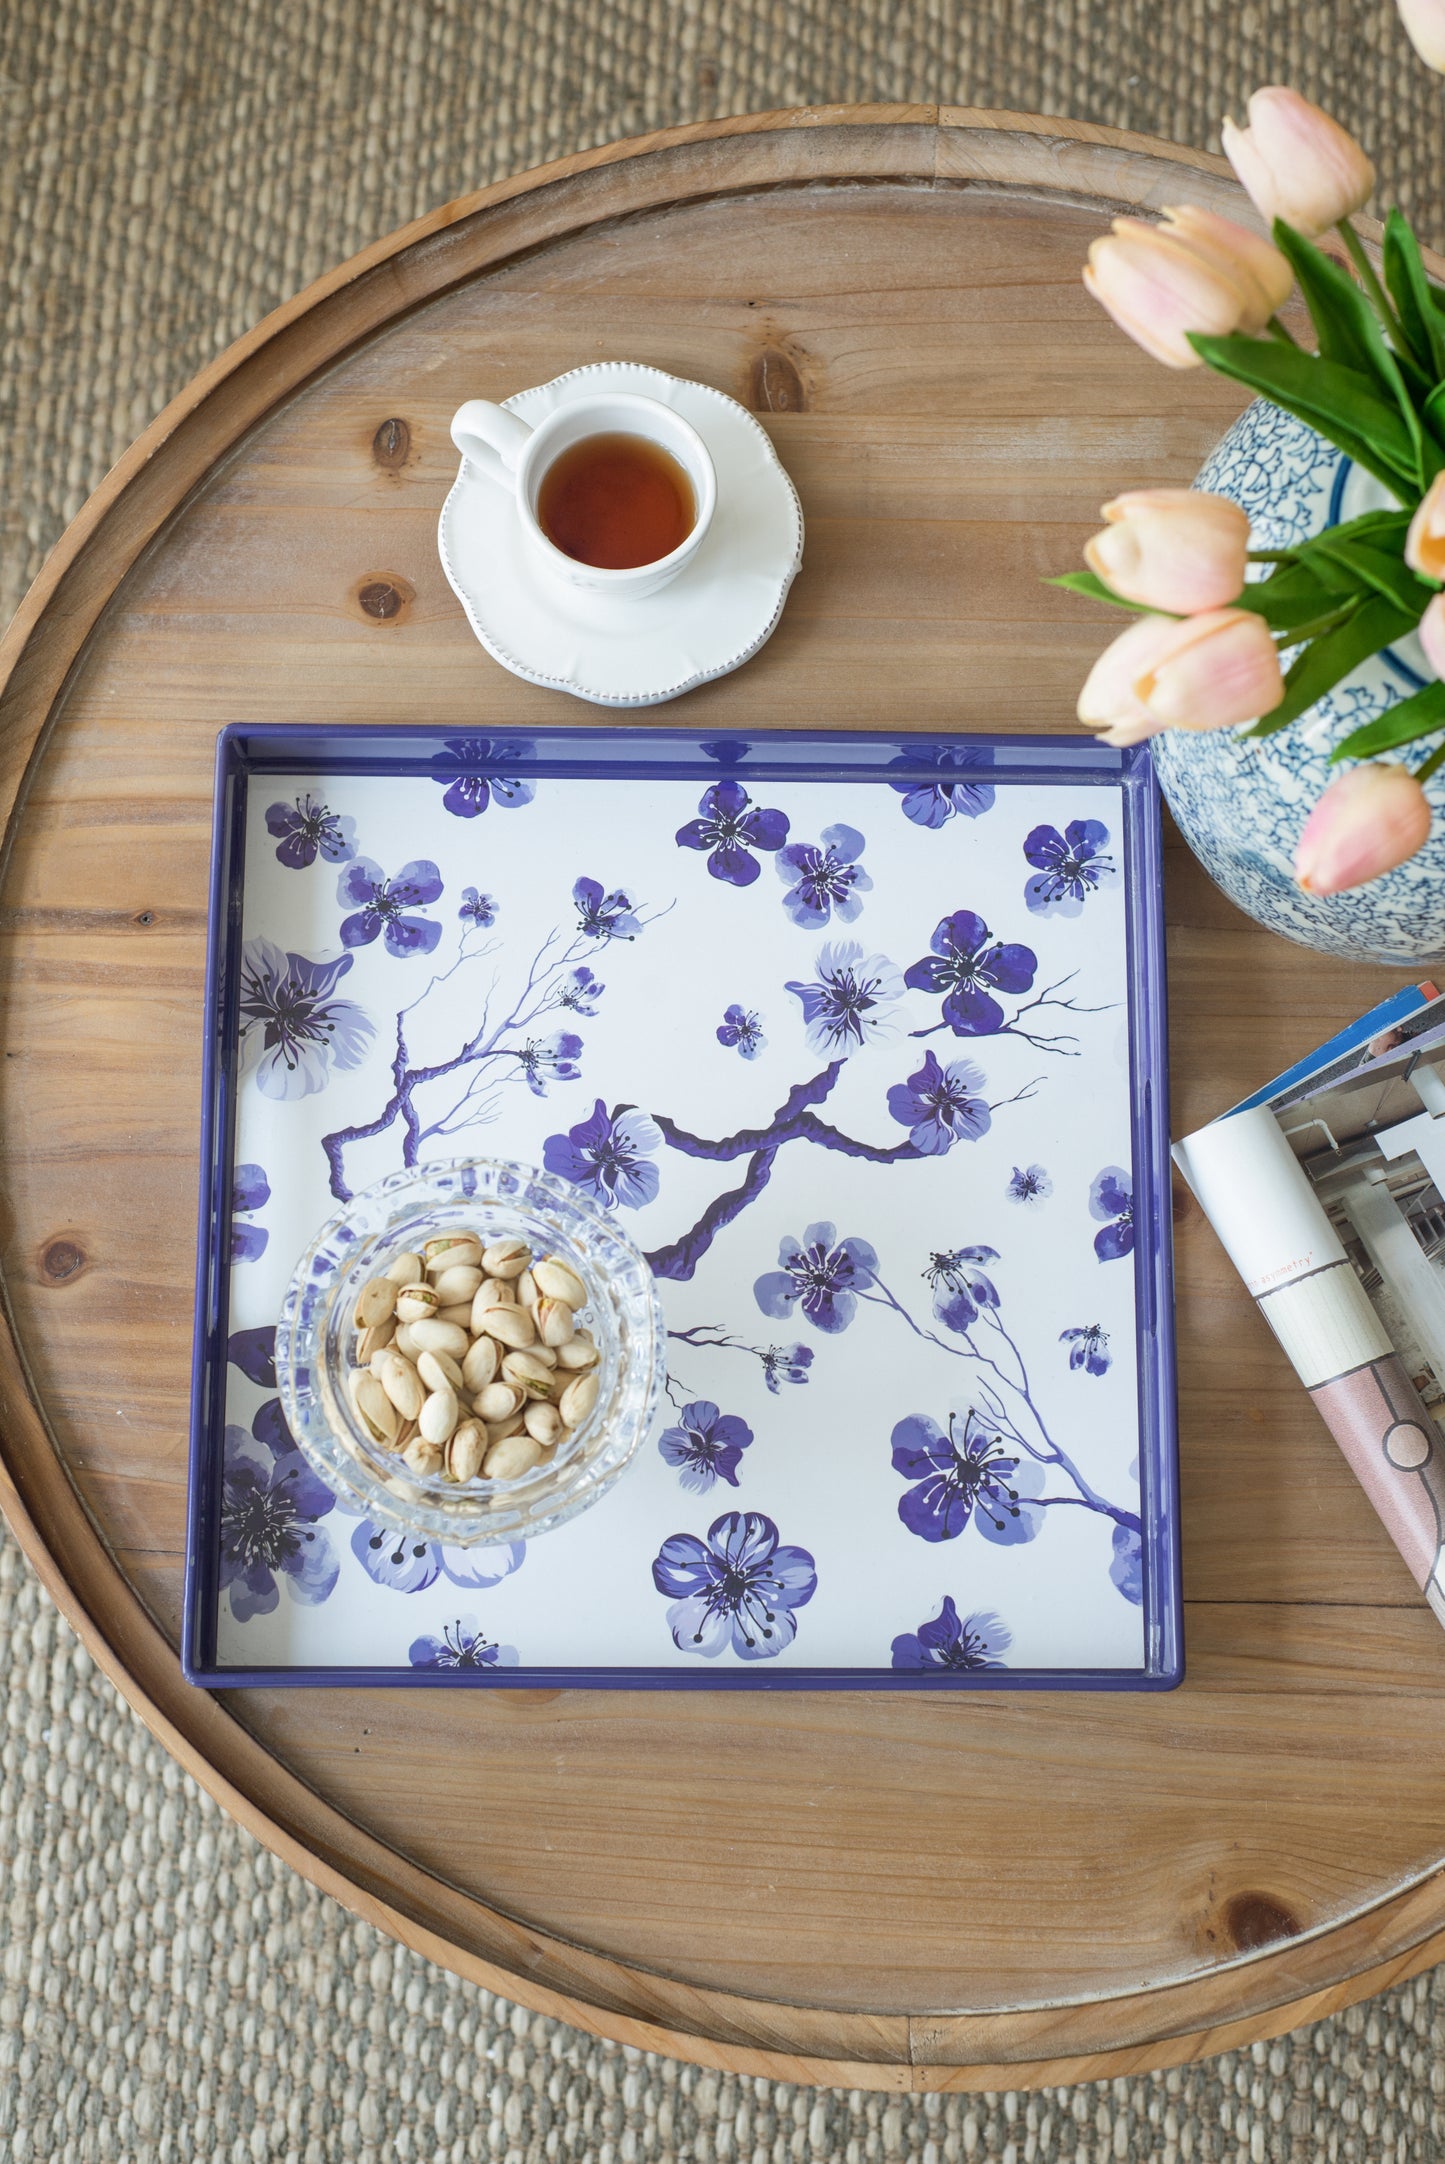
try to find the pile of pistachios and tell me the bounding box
[345,1232,600,1485]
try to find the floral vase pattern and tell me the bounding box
[1152,398,1445,966]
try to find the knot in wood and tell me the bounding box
[42,1238,85,1283]
[749,346,808,413]
[372,418,411,470]
[1222,1891,1300,1951]
[355,574,415,623]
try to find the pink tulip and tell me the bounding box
[1295,763,1432,894]
[1077,608,1286,745]
[1397,0,1445,72]
[1155,205,1293,332]
[1084,218,1262,368]
[1085,489,1251,612]
[1405,471,1445,581]
[1420,594,1445,680]
[1221,89,1375,237]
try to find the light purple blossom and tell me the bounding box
[785,941,903,1059]
[408,1618,521,1670]
[264,794,357,870]
[573,878,640,943]
[776,824,871,929]
[230,1163,270,1262]
[925,1246,1000,1334]
[556,965,604,1013]
[886,1050,990,1154]
[889,745,996,829]
[1090,1166,1134,1261]
[516,1031,583,1098]
[543,1098,661,1211]
[238,937,374,1100]
[891,1408,1044,1546]
[755,1221,878,1335]
[891,1596,1011,1671]
[220,1400,338,1623]
[458,887,497,928]
[431,737,535,819]
[1007,1163,1052,1205]
[658,1401,754,1494]
[652,1511,817,1659]
[1023,820,1118,918]
[717,1003,766,1059]
[337,858,444,957]
[1060,1323,1111,1376]
[676,780,790,887]
[904,911,1037,1037]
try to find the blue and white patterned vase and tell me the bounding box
[1152,398,1445,966]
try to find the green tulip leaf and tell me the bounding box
[1247,592,1419,736]
[1188,333,1420,497]
[1305,535,1436,615]
[1047,569,1164,614]
[1232,560,1343,630]
[1329,676,1445,762]
[1270,220,1432,477]
[1383,210,1445,388]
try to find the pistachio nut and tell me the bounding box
[447,1420,486,1483]
[419,1386,460,1446]
[395,1283,442,1324]
[554,1332,600,1371]
[501,1348,557,1401]
[383,1251,425,1287]
[484,1432,542,1480]
[486,1412,527,1444]
[402,1435,445,1478]
[431,1262,483,1307]
[532,1255,587,1309]
[559,1370,599,1428]
[349,1368,400,1446]
[356,1319,396,1364]
[407,1318,470,1359]
[482,1236,531,1279]
[535,1295,575,1348]
[470,1277,516,1317]
[479,1302,536,1350]
[417,1346,464,1395]
[515,1268,538,1309]
[354,1277,398,1330]
[523,1400,563,1446]
[474,1380,525,1423]
[461,1335,499,1393]
[423,1234,482,1271]
[377,1352,425,1420]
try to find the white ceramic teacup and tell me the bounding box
[449,391,717,600]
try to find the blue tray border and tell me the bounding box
[184,724,1181,1691]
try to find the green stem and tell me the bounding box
[1265,314,1300,347]
[1416,741,1445,784]
[1272,601,1360,644]
[1246,548,1297,563]
[1339,221,1411,350]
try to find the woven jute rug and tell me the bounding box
[4,3,1445,2157]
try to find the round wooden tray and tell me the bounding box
[1,105,1441,2093]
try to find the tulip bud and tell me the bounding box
[1397,0,1445,72]
[1420,594,1445,680]
[1085,489,1251,612]
[1406,471,1445,581]
[1221,88,1375,237]
[1155,205,1294,332]
[1078,607,1285,745]
[1295,763,1432,894]
[1084,218,1258,368]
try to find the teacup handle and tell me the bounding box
[450,400,533,483]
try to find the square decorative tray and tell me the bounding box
[185,726,1179,1688]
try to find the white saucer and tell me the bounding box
[437,363,804,707]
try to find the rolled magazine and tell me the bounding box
[1175,982,1445,1627]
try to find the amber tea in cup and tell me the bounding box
[537,432,697,571]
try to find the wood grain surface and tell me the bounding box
[0,106,1441,2092]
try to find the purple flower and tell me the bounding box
[220,1400,338,1623]
[675,780,790,887]
[238,937,375,1100]
[431,736,535,819]
[700,738,750,764]
[1023,820,1119,918]
[1110,1524,1143,1605]
[230,1163,270,1262]
[1007,1163,1052,1206]
[352,1521,525,1595]
[516,1031,583,1097]
[573,878,640,943]
[658,1400,754,1494]
[228,1324,277,1388]
[557,965,604,1013]
[1060,1323,1111,1376]
[408,1617,521,1670]
[889,745,996,829]
[761,1342,813,1393]
[717,1003,766,1060]
[886,1051,990,1155]
[785,941,904,1059]
[891,1409,1044,1546]
[924,1246,1000,1335]
[459,887,497,928]
[755,1221,878,1335]
[264,794,357,870]
[337,858,444,957]
[776,824,871,929]
[1090,1166,1134,1261]
[543,1098,661,1211]
[652,1511,817,1660]
[891,1595,1012,1672]
[904,911,1037,1037]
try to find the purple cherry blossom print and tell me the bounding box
[904,911,1037,1037]
[652,1510,817,1660]
[891,1408,1044,1546]
[430,736,535,819]
[458,887,497,929]
[408,1618,521,1670]
[337,858,444,957]
[1007,1163,1052,1206]
[891,1596,1011,1672]
[351,1518,441,1593]
[1060,1323,1111,1376]
[1110,1524,1143,1605]
[889,744,996,829]
[230,1163,270,1262]
[264,794,357,870]
[573,878,640,943]
[717,1003,766,1059]
[238,938,374,1101]
[543,1098,661,1211]
[1023,820,1119,919]
[924,1246,1000,1334]
[658,1400,754,1494]
[761,1342,813,1393]
[785,941,903,1059]
[1090,1166,1135,1261]
[227,1324,277,1388]
[754,1222,878,1335]
[675,780,790,887]
[437,1541,526,1589]
[776,824,871,929]
[886,1051,990,1155]
[516,1031,583,1097]
[220,1400,338,1624]
[557,965,604,1013]
[700,738,750,764]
